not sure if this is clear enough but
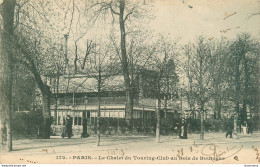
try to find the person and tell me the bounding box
[226,116,234,138]
[65,115,73,138]
[174,125,179,137]
[242,120,248,135]
[179,118,187,139]
[247,119,253,134]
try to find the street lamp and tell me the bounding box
[64,34,69,74]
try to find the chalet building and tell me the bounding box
[44,70,181,136]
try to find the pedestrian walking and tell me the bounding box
[242,120,248,135]
[225,116,234,138]
[179,118,187,139]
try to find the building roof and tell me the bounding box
[51,74,125,93]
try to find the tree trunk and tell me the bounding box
[218,98,222,119]
[0,49,13,151]
[41,85,51,139]
[214,85,222,120]
[242,58,249,123]
[82,111,87,138]
[0,0,16,152]
[6,56,13,151]
[200,107,204,140]
[97,70,101,146]
[234,56,241,134]
[199,55,204,140]
[54,74,60,125]
[119,0,133,122]
[156,79,161,143]
[164,73,169,119]
[74,43,78,73]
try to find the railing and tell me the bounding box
[137,98,157,107]
[51,97,127,106]
[51,97,179,108]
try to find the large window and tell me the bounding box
[74,112,82,125]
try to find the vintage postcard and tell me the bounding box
[0,0,259,165]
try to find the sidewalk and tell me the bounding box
[159,132,260,146]
[4,132,259,154]
[1,132,259,164]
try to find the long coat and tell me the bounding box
[65,116,73,136]
[179,122,188,139]
[226,118,234,132]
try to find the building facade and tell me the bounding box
[46,70,180,136]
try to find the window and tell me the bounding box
[74,116,82,125]
[74,112,82,125]
[58,116,65,125]
[78,117,82,125]
[74,117,78,125]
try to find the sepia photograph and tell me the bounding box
[0,0,259,165]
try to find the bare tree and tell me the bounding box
[151,36,178,143]
[86,40,118,146]
[208,40,229,119]
[90,0,153,123]
[183,37,213,140]
[183,44,196,117]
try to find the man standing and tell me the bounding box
[65,115,73,138]
[247,119,253,134]
[226,116,234,138]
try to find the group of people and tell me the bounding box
[225,116,253,138]
[176,117,253,140]
[61,115,253,139]
[172,118,188,139]
[62,115,189,139]
[242,120,253,135]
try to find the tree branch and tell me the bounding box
[109,2,119,15]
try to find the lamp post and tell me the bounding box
[64,34,69,73]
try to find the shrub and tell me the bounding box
[186,118,200,132]
[12,110,44,135]
[12,112,30,134]
[204,118,226,132]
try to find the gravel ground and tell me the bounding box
[1,132,259,164]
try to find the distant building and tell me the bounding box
[43,69,180,135]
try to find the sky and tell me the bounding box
[62,0,260,57]
[151,0,259,43]
[35,0,259,57]
[2,0,258,74]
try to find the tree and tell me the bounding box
[12,64,36,112]
[89,41,117,146]
[151,36,179,142]
[183,37,213,140]
[0,0,16,151]
[90,0,153,123]
[208,40,229,119]
[8,0,68,139]
[183,44,196,118]
[228,33,259,131]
